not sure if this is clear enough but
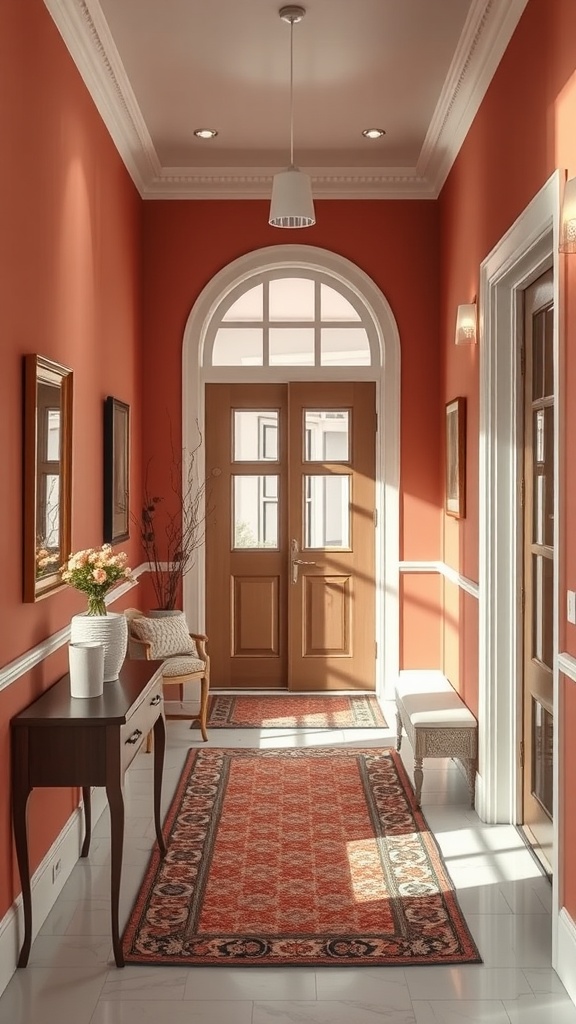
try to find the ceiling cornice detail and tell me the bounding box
[43,0,529,200]
[419,0,530,195]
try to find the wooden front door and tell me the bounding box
[521,269,554,875]
[205,382,376,690]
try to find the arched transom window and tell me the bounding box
[205,271,376,368]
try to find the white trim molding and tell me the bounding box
[0,564,147,694]
[400,560,479,599]
[558,652,576,683]
[557,908,576,1007]
[478,170,560,827]
[183,245,401,700]
[0,787,108,998]
[43,0,528,199]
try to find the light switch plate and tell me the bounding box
[568,590,576,625]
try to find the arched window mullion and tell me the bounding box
[314,279,321,365]
[263,278,270,367]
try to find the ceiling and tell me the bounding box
[44,0,529,199]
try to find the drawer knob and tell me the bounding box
[126,728,143,745]
[150,694,162,706]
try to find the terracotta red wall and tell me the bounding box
[141,199,444,668]
[439,0,576,912]
[0,0,144,917]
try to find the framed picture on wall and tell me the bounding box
[103,396,130,543]
[445,397,466,519]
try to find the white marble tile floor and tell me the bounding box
[0,699,573,1024]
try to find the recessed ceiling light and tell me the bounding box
[194,129,218,139]
[362,128,386,139]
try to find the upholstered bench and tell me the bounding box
[395,672,478,808]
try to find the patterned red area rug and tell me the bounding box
[207,694,387,729]
[122,747,481,967]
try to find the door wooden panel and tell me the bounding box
[232,576,280,655]
[304,575,351,655]
[205,381,376,690]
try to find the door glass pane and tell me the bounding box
[269,278,314,320]
[532,554,553,669]
[304,475,350,548]
[321,327,371,366]
[212,328,263,366]
[233,411,278,461]
[532,699,553,817]
[233,475,278,548]
[543,308,554,397]
[304,411,350,461]
[533,406,554,547]
[269,328,314,365]
[532,306,553,400]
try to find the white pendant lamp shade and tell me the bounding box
[269,6,315,229]
[269,165,315,228]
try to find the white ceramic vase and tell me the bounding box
[70,611,128,682]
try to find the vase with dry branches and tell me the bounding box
[136,433,208,611]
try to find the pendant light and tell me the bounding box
[269,5,315,228]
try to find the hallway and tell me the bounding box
[0,703,573,1024]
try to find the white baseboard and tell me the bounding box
[0,787,108,998]
[556,907,576,1005]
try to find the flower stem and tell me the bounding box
[87,596,107,616]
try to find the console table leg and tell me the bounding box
[153,714,167,857]
[13,782,32,967]
[81,787,91,857]
[106,782,125,967]
[413,757,424,807]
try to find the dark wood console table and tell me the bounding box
[11,658,167,968]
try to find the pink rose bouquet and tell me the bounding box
[61,544,133,615]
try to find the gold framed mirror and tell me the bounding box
[23,355,73,601]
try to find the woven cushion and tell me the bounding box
[130,613,198,659]
[161,656,206,677]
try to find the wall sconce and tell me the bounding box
[559,176,576,253]
[455,302,477,345]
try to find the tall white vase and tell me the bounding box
[70,611,128,682]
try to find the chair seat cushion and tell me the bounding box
[130,613,198,659]
[161,656,206,677]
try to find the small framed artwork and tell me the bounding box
[445,397,466,519]
[103,396,130,543]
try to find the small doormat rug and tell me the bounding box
[207,694,387,729]
[122,747,481,967]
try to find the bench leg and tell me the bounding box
[463,758,477,808]
[395,709,403,751]
[413,757,424,807]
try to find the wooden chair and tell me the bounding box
[125,608,210,742]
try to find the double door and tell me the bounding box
[205,382,376,690]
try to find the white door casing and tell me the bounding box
[181,244,401,699]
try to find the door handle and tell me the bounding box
[290,539,316,584]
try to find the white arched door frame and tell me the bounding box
[182,244,401,698]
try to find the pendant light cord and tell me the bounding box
[289,16,295,167]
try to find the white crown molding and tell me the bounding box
[43,0,160,192]
[420,0,530,195]
[143,168,434,201]
[43,0,529,199]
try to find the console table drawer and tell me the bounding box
[121,675,164,772]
